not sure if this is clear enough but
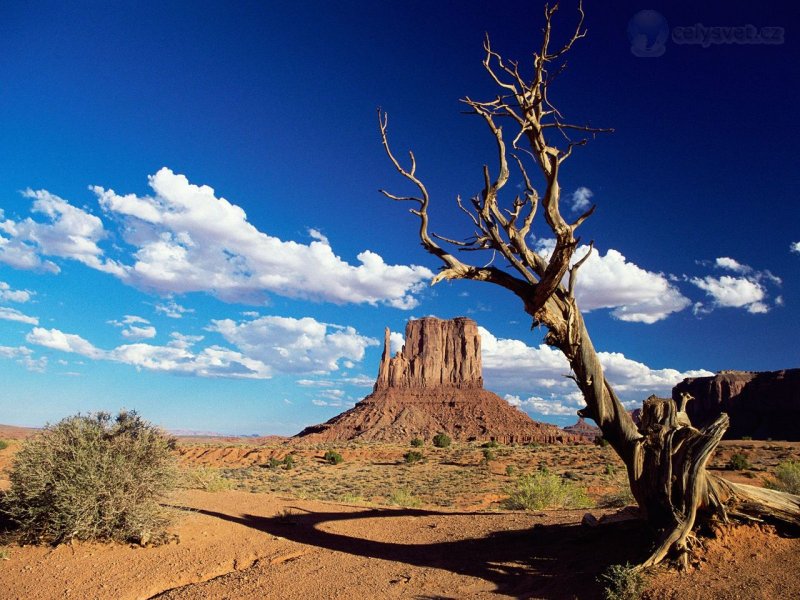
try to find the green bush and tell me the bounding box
[481,440,499,448]
[323,450,343,465]
[410,438,423,448]
[502,470,593,510]
[404,450,424,464]
[282,454,296,470]
[432,433,451,448]
[599,563,648,600]
[388,488,421,508]
[505,465,516,477]
[482,448,496,463]
[182,466,232,492]
[0,440,9,451]
[2,411,177,545]
[767,460,800,494]
[728,452,751,471]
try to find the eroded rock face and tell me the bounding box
[296,317,587,445]
[674,369,800,440]
[375,317,482,390]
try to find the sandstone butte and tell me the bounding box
[295,316,586,444]
[674,368,800,440]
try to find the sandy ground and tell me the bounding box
[1,429,799,599]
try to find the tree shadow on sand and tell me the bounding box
[184,505,653,599]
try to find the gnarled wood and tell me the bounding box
[379,1,800,567]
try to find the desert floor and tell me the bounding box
[1,427,799,599]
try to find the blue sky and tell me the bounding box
[0,1,797,434]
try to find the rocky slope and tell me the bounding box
[674,369,800,440]
[296,317,585,444]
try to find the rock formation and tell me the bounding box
[562,417,600,441]
[296,317,586,444]
[673,369,800,440]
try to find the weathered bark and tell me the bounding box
[379,1,800,567]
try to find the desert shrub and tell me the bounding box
[388,488,421,508]
[404,450,424,464]
[432,433,451,448]
[598,563,648,600]
[410,438,423,448]
[599,471,636,508]
[605,463,616,476]
[502,470,592,510]
[767,460,800,494]
[182,466,232,492]
[323,450,343,465]
[264,457,282,469]
[282,454,296,470]
[728,453,751,471]
[0,440,8,451]
[481,440,499,448]
[505,465,516,477]
[482,448,496,463]
[594,435,610,447]
[2,411,177,545]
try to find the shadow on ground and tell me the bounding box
[187,505,653,599]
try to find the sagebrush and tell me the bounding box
[502,470,592,510]
[767,460,800,494]
[599,563,648,600]
[2,411,178,545]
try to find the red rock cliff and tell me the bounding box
[375,317,482,390]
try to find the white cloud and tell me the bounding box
[569,186,594,213]
[155,299,194,319]
[691,275,768,314]
[0,345,47,372]
[109,343,270,379]
[26,327,105,359]
[0,307,39,325]
[209,315,378,374]
[0,281,32,303]
[480,327,712,417]
[790,242,800,254]
[389,331,405,354]
[25,314,377,381]
[535,240,690,323]
[109,315,157,340]
[714,256,748,273]
[0,189,125,276]
[504,393,582,416]
[91,168,432,308]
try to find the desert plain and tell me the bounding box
[2,424,799,600]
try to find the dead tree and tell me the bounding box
[379,2,800,569]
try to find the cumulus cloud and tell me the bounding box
[0,190,125,276]
[691,275,768,314]
[91,168,432,307]
[0,281,32,303]
[535,240,690,323]
[25,314,377,381]
[690,257,781,315]
[109,315,157,340]
[504,393,582,416]
[389,332,405,354]
[480,327,711,417]
[0,307,39,325]
[209,315,378,374]
[791,242,800,254]
[569,187,594,213]
[154,299,194,319]
[0,345,47,372]
[27,327,105,359]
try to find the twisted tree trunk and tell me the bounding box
[379,1,800,568]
